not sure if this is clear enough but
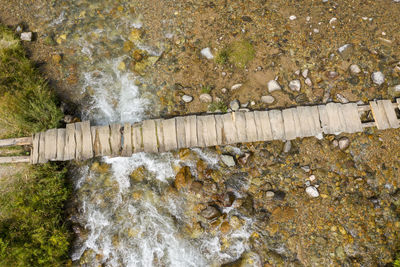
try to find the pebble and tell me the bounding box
[305,78,312,86]
[265,191,275,198]
[306,186,319,198]
[261,95,275,104]
[200,206,221,220]
[200,47,214,59]
[338,44,351,54]
[182,95,193,103]
[394,84,400,92]
[289,80,301,91]
[294,69,301,75]
[231,84,242,90]
[230,99,240,111]
[250,101,256,106]
[283,140,292,153]
[338,137,350,150]
[289,15,297,20]
[301,165,311,172]
[302,69,309,78]
[267,80,281,92]
[336,94,349,104]
[199,93,212,103]
[309,175,316,181]
[20,32,32,41]
[221,88,227,93]
[371,71,385,85]
[241,102,249,108]
[349,64,361,75]
[221,72,227,77]
[220,154,236,167]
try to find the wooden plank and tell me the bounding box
[326,103,344,134]
[38,132,47,163]
[308,106,323,137]
[296,106,313,137]
[56,129,65,161]
[370,101,390,130]
[122,123,132,156]
[341,103,363,133]
[202,115,218,147]
[254,111,273,141]
[142,120,158,153]
[44,129,57,161]
[0,156,30,164]
[291,108,302,138]
[282,109,296,140]
[318,105,330,134]
[269,110,285,140]
[196,116,205,147]
[163,118,178,151]
[155,119,165,152]
[65,123,76,160]
[380,100,399,128]
[184,115,197,147]
[244,112,258,142]
[214,114,224,144]
[91,126,101,157]
[97,125,111,156]
[75,123,83,161]
[0,137,32,147]
[31,133,40,164]
[81,121,93,160]
[176,117,186,149]
[233,112,247,143]
[221,113,237,144]
[132,123,143,153]
[110,124,122,156]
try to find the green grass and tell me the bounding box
[200,85,212,94]
[208,101,228,113]
[0,24,63,137]
[215,39,255,68]
[0,24,72,266]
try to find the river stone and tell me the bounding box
[231,84,242,90]
[222,192,236,207]
[200,93,212,103]
[283,140,292,153]
[174,166,192,190]
[265,191,275,198]
[302,69,309,78]
[268,80,281,92]
[261,95,275,104]
[305,77,312,86]
[371,71,385,85]
[200,206,221,220]
[230,99,240,111]
[338,137,350,150]
[349,64,361,75]
[21,32,32,41]
[221,154,235,167]
[289,80,301,91]
[306,186,319,197]
[200,47,214,59]
[182,95,193,103]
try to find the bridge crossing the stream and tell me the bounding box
[0,98,399,164]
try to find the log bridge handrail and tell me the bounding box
[0,99,399,164]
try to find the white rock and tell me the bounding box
[305,78,312,86]
[329,17,337,24]
[267,80,281,92]
[261,95,275,104]
[230,99,240,111]
[241,102,249,108]
[289,15,297,20]
[309,175,316,181]
[301,165,311,172]
[306,186,319,198]
[349,64,361,75]
[371,71,385,85]
[221,88,228,93]
[289,80,301,91]
[265,191,275,198]
[393,84,400,92]
[221,72,227,77]
[200,93,212,103]
[336,94,349,104]
[283,140,292,153]
[295,69,301,75]
[201,47,214,59]
[250,101,256,106]
[182,95,193,103]
[302,69,309,78]
[338,44,351,54]
[220,154,235,167]
[338,137,350,150]
[20,32,32,41]
[231,84,242,90]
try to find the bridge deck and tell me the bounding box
[1,99,399,164]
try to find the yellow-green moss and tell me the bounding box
[216,40,255,68]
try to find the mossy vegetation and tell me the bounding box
[0,24,63,138]
[0,24,72,266]
[200,84,212,94]
[208,101,228,113]
[215,39,255,68]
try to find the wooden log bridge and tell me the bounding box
[0,99,399,164]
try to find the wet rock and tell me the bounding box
[371,71,385,85]
[223,252,262,267]
[52,54,62,64]
[338,44,353,58]
[20,32,32,41]
[129,165,148,182]
[230,99,240,111]
[91,161,111,174]
[301,165,311,172]
[222,192,236,207]
[201,47,214,59]
[349,64,361,75]
[305,77,312,86]
[261,95,275,104]
[338,137,350,150]
[64,114,74,123]
[128,28,142,42]
[289,80,301,91]
[182,95,193,103]
[238,152,251,166]
[231,84,242,90]
[174,166,192,190]
[265,191,275,198]
[388,84,400,97]
[200,205,221,220]
[283,140,292,153]
[336,93,349,103]
[302,69,309,78]
[200,93,212,103]
[268,80,281,92]
[117,61,126,71]
[221,154,235,167]
[220,221,231,234]
[306,186,319,197]
[326,71,339,79]
[189,181,203,194]
[295,93,308,104]
[274,190,286,201]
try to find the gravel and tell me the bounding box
[268,80,282,92]
[306,186,319,198]
[371,71,385,85]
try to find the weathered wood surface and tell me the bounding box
[5,98,399,165]
[0,137,32,147]
[0,156,30,164]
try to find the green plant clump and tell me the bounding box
[0,164,72,266]
[200,84,212,94]
[215,39,255,68]
[209,101,228,113]
[0,24,63,137]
